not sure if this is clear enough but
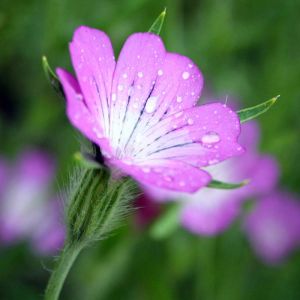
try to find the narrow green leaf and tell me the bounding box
[237,95,279,123]
[148,8,167,35]
[150,204,180,239]
[42,55,64,98]
[207,179,250,190]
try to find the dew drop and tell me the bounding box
[182,71,190,80]
[157,69,163,76]
[122,73,128,79]
[187,118,194,125]
[117,84,124,91]
[137,71,143,78]
[176,96,183,103]
[201,132,221,145]
[145,96,158,113]
[188,63,193,68]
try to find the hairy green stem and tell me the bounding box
[45,243,83,300]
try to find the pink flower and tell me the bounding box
[0,150,65,255]
[57,26,243,193]
[244,192,300,264]
[180,121,279,235]
[139,121,278,235]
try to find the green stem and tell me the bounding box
[45,242,83,300]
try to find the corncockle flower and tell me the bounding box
[244,192,300,264]
[180,121,279,235]
[57,26,244,193]
[145,121,278,236]
[0,150,65,255]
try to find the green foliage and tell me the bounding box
[42,56,64,98]
[1,0,300,299]
[237,95,279,123]
[148,8,167,35]
[150,204,180,239]
[66,166,138,245]
[207,179,250,190]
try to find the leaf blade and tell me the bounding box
[42,55,64,98]
[237,95,279,123]
[207,179,250,190]
[148,8,167,35]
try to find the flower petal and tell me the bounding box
[244,192,300,264]
[110,159,211,193]
[180,189,241,235]
[69,26,116,135]
[57,68,112,155]
[132,103,243,166]
[109,33,166,151]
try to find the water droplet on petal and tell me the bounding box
[182,71,190,80]
[145,96,158,113]
[137,72,143,78]
[176,96,182,103]
[187,118,194,125]
[157,69,163,76]
[201,132,221,145]
[118,84,124,91]
[122,73,128,79]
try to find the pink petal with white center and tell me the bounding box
[132,103,243,166]
[109,158,211,193]
[129,53,204,141]
[69,26,116,136]
[57,68,112,155]
[108,33,166,153]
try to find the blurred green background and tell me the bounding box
[1,0,300,299]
